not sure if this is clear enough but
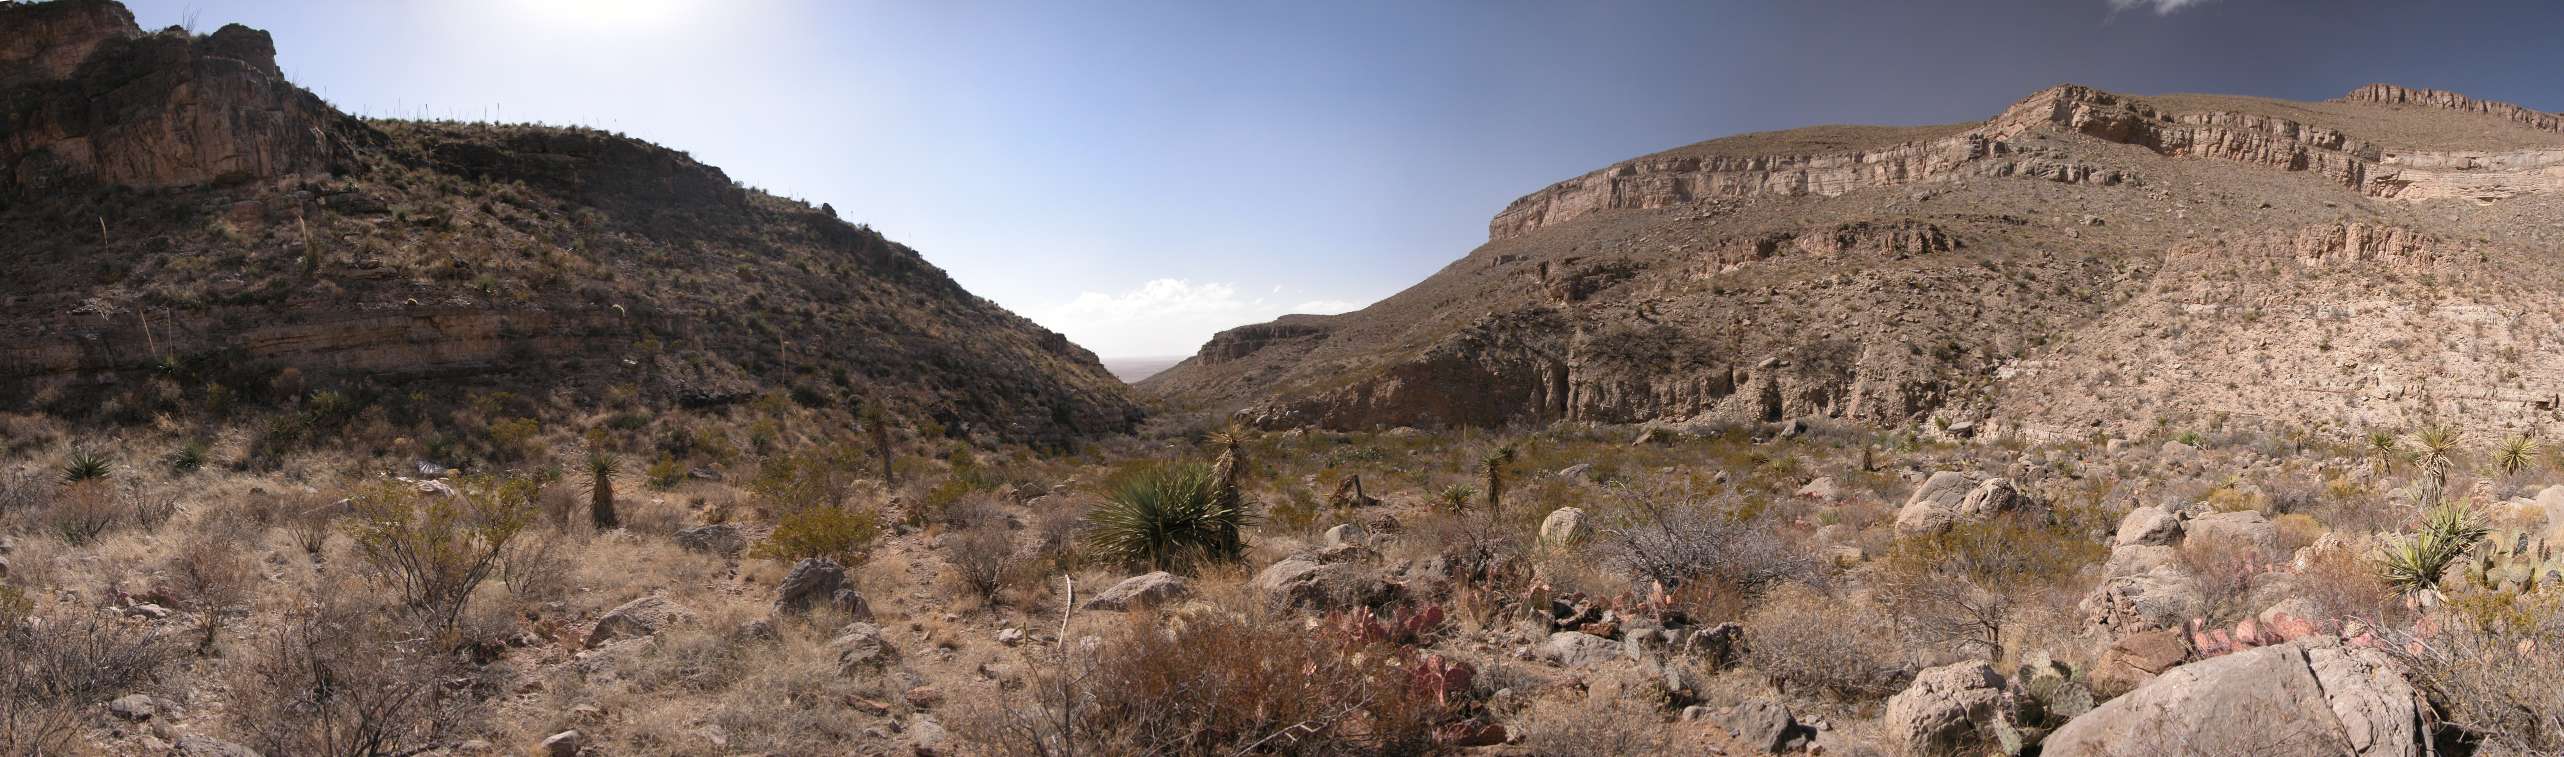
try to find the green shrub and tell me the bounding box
[166,440,208,475]
[750,505,882,564]
[645,456,687,490]
[342,476,537,628]
[1084,462,1247,571]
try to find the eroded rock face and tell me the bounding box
[2045,641,2425,756]
[1,6,377,193]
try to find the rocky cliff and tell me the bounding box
[0,1,1139,443]
[1145,82,2564,441]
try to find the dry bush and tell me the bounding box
[1876,515,2107,660]
[1743,584,1913,701]
[960,609,1452,755]
[949,518,1020,603]
[227,601,483,756]
[1597,483,1815,597]
[498,527,574,601]
[0,613,178,753]
[568,606,893,753]
[163,526,254,653]
[2290,542,2404,627]
[1514,669,1680,755]
[343,475,537,628]
[2387,592,2564,753]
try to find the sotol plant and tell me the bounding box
[1085,462,1247,571]
[2493,435,2539,477]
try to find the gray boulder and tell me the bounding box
[1538,507,1591,548]
[2045,641,2424,756]
[585,595,687,648]
[1253,555,1398,611]
[2112,506,2183,548]
[674,524,747,556]
[1082,571,1192,611]
[1539,631,1620,669]
[829,622,900,674]
[774,558,871,618]
[1881,661,2014,756]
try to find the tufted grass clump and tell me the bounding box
[1084,462,1247,572]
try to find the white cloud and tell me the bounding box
[2106,0,2215,14]
[1042,279,1364,358]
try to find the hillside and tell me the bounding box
[0,0,1139,446]
[1142,82,2564,442]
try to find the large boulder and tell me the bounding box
[1538,507,1591,548]
[2079,566,2205,635]
[2045,641,2426,756]
[2184,510,2281,561]
[584,595,688,648]
[774,558,871,618]
[1253,555,1399,612]
[2086,627,2192,697]
[1082,571,1192,611]
[1881,661,2015,756]
[1896,474,2032,536]
[2111,506,2182,548]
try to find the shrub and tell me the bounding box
[1083,462,1247,571]
[747,444,867,515]
[0,615,177,753]
[1744,584,1913,700]
[227,602,476,756]
[343,476,538,628]
[949,519,1018,602]
[167,440,209,475]
[58,449,110,484]
[164,530,252,653]
[2385,593,2564,753]
[645,456,687,490]
[1599,484,1814,596]
[959,610,1449,755]
[749,505,881,564]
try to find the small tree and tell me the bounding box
[863,402,897,486]
[343,475,536,629]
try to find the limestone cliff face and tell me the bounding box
[1488,84,2564,241]
[0,1,1138,443]
[1150,82,2564,439]
[1,3,376,193]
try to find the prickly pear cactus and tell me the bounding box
[2463,529,2564,593]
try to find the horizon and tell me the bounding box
[112,0,2564,360]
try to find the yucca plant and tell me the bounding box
[587,447,620,529]
[2379,501,2489,594]
[2492,435,2538,477]
[1085,462,1247,571]
[1481,444,1517,519]
[1208,427,1247,515]
[60,449,112,485]
[2365,431,2399,476]
[2411,427,2462,501]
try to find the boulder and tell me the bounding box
[2184,510,2281,561]
[774,558,870,618]
[1720,698,1809,753]
[172,736,262,757]
[1557,463,1593,481]
[2086,627,2192,697]
[1955,478,2024,519]
[1538,507,1591,548]
[2111,506,2182,548]
[2045,642,2425,756]
[2079,566,2205,635]
[1794,477,1843,500]
[1881,661,2014,756]
[1539,631,1621,669]
[1082,571,1192,611]
[541,730,582,757]
[674,524,747,556]
[108,693,170,721]
[1253,555,1398,612]
[1893,472,1978,535]
[1322,522,1368,549]
[584,596,686,648]
[829,622,900,674]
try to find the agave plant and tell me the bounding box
[1085,462,1248,571]
[2492,435,2539,477]
[60,449,111,485]
[2378,501,2488,594]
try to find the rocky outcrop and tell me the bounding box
[1194,320,1332,365]
[2340,83,2564,134]
[2045,641,2426,756]
[1,4,377,193]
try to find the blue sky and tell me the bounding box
[119,0,2564,357]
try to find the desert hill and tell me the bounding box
[1143,82,2564,442]
[0,0,1138,446]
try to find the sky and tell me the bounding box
[115,0,2564,358]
